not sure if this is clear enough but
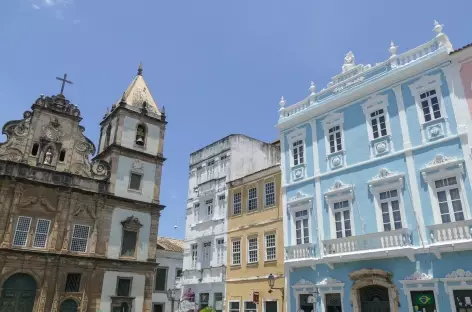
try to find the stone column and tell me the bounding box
[89,197,105,255]
[147,209,160,261]
[35,256,51,312]
[0,187,11,239]
[143,271,154,312]
[49,192,69,250]
[61,193,79,252]
[1,185,23,248]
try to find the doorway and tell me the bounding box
[360,286,390,312]
[0,273,37,312]
[265,301,277,312]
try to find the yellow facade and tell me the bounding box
[226,165,284,312]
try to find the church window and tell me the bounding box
[105,124,112,148]
[120,230,138,257]
[116,277,132,296]
[13,216,32,247]
[31,143,39,156]
[59,149,66,162]
[129,172,143,191]
[70,224,90,253]
[64,273,81,292]
[135,124,146,146]
[32,218,51,248]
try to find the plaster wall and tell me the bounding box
[99,271,146,312]
[114,155,157,202]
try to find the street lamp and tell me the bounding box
[268,274,284,312]
[167,288,178,312]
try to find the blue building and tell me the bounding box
[278,22,472,312]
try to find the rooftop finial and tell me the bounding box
[279,96,286,108]
[389,41,397,56]
[433,20,443,35]
[137,62,143,76]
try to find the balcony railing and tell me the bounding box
[285,243,316,260]
[428,219,472,244]
[322,228,412,255]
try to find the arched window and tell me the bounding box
[59,149,66,162]
[135,124,146,146]
[59,299,78,312]
[31,143,39,156]
[105,125,112,148]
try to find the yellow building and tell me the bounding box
[226,164,284,312]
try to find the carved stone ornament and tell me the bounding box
[425,154,458,168]
[33,94,81,119]
[19,195,57,212]
[328,180,352,192]
[132,159,144,171]
[43,147,53,165]
[292,278,315,287]
[445,269,472,278]
[342,51,355,73]
[403,271,433,280]
[318,277,342,285]
[121,216,143,231]
[42,118,64,142]
[289,191,308,202]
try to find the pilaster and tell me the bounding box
[1,185,23,248]
[61,193,79,252]
[147,209,160,261]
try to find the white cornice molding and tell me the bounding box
[368,168,405,190]
[408,72,442,96]
[361,93,389,115]
[321,112,344,132]
[324,180,354,200]
[420,154,464,182]
[287,191,313,208]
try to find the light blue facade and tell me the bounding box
[278,23,472,312]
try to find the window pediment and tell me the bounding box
[368,168,405,191]
[322,112,344,132]
[408,73,442,95]
[287,191,313,209]
[317,277,344,288]
[361,94,389,116]
[324,180,354,202]
[286,127,306,142]
[420,154,464,182]
[121,216,143,231]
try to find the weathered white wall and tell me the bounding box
[99,117,118,154]
[99,271,145,312]
[107,207,151,261]
[121,116,161,155]
[114,155,157,202]
[153,250,184,312]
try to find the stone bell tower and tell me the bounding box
[95,63,167,205]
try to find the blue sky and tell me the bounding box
[1,0,471,239]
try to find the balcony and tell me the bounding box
[322,228,414,263]
[175,277,182,289]
[428,219,472,245]
[285,243,316,260]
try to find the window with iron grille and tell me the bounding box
[116,277,132,297]
[233,192,242,215]
[70,224,90,252]
[33,218,51,248]
[248,187,257,211]
[13,216,32,247]
[64,273,81,292]
[264,182,275,207]
[199,293,209,310]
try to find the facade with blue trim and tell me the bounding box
[278,22,472,312]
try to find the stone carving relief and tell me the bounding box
[403,271,433,280]
[132,159,144,171]
[18,195,57,212]
[425,154,458,168]
[319,277,342,285]
[0,111,32,161]
[42,118,64,142]
[342,51,355,73]
[445,269,472,278]
[121,216,143,231]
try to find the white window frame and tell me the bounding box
[32,218,51,248]
[332,199,353,239]
[420,155,470,225]
[191,243,198,268]
[216,238,225,265]
[244,301,257,312]
[293,209,310,245]
[205,199,213,220]
[264,232,276,261]
[231,239,241,265]
[441,270,472,312]
[264,180,276,207]
[287,193,313,246]
[409,73,451,143]
[70,224,90,253]
[325,181,355,240]
[247,186,258,212]
[202,241,212,267]
[433,176,466,223]
[232,191,242,216]
[286,128,306,168]
[247,236,258,264]
[361,94,391,141]
[315,278,345,312]
[368,169,407,232]
[13,216,32,247]
[262,300,279,312]
[228,300,240,312]
[322,112,345,156]
[399,278,439,312]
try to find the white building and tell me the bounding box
[180,134,280,312]
[153,237,185,312]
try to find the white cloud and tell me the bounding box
[31,3,40,9]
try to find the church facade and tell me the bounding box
[0,65,166,312]
[279,22,472,312]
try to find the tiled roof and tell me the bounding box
[451,43,472,54]
[156,237,184,253]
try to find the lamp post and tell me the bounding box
[167,288,178,312]
[268,274,285,312]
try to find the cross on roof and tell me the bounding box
[56,73,73,95]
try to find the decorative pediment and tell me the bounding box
[445,269,472,278]
[132,159,144,171]
[292,278,315,287]
[121,216,143,231]
[287,191,312,208]
[318,277,343,285]
[73,201,98,219]
[403,271,433,281]
[368,168,404,190]
[321,112,344,131]
[324,180,354,200]
[361,94,389,115]
[421,154,464,181]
